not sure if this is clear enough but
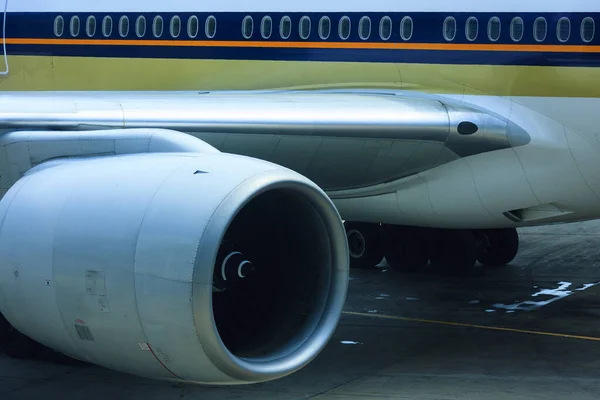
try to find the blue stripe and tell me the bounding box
[4,12,600,67]
[5,12,600,44]
[8,43,600,68]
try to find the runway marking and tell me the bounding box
[343,311,600,342]
[492,281,600,312]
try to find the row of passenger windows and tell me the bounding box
[240,15,413,40]
[54,14,597,43]
[446,16,595,43]
[55,15,217,39]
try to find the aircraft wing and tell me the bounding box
[0,90,530,195]
[3,90,600,387]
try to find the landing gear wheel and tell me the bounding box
[0,314,42,359]
[476,228,519,267]
[382,225,429,273]
[0,313,83,365]
[344,222,384,269]
[429,230,477,276]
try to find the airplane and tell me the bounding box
[0,0,599,387]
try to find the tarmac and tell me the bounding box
[2,220,600,399]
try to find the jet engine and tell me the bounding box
[0,152,349,384]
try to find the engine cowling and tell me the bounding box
[0,152,349,384]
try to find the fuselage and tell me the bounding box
[7,1,600,386]
[2,1,599,96]
[1,0,600,229]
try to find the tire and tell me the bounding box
[344,222,384,269]
[429,229,477,276]
[0,313,82,364]
[2,325,43,359]
[383,226,429,273]
[477,228,519,267]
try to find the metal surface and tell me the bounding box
[0,128,219,196]
[0,91,531,190]
[4,221,600,399]
[0,151,349,384]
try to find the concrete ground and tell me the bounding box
[2,221,600,399]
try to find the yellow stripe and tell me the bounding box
[7,38,600,53]
[3,55,600,98]
[343,311,600,342]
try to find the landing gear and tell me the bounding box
[429,229,478,276]
[0,312,46,359]
[342,221,519,274]
[0,313,83,365]
[382,225,429,273]
[475,228,519,267]
[344,222,384,269]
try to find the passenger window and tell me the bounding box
[319,16,331,40]
[533,17,547,42]
[557,17,571,42]
[510,17,524,42]
[242,16,253,39]
[338,16,351,40]
[54,16,64,37]
[280,16,291,39]
[465,16,478,41]
[400,16,413,41]
[86,16,96,37]
[170,16,181,38]
[205,16,217,39]
[136,16,146,38]
[443,16,456,41]
[188,16,199,38]
[379,16,392,41]
[299,16,311,39]
[102,16,113,37]
[487,17,501,41]
[581,17,595,43]
[261,16,273,39]
[153,16,163,38]
[358,16,371,40]
[118,16,129,37]
[70,16,80,37]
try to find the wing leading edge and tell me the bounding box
[0,90,530,191]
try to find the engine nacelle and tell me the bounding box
[0,152,348,384]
